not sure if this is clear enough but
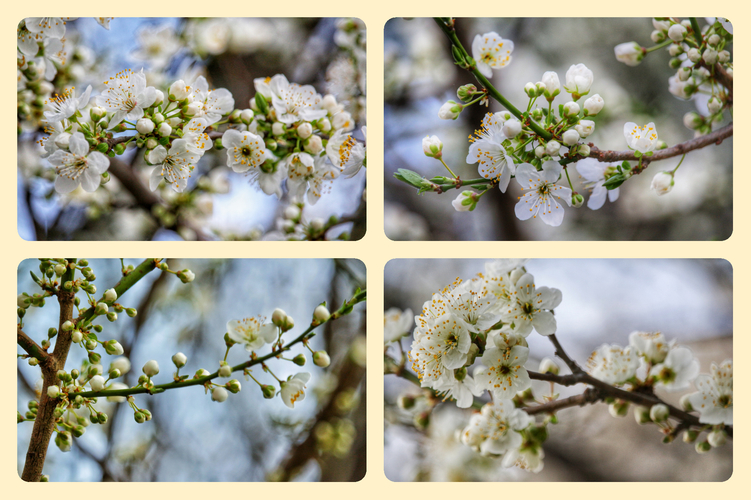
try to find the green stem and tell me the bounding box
[439,158,457,178]
[433,18,552,141]
[671,153,687,174]
[644,39,673,54]
[67,289,366,399]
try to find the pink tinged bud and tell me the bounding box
[422,135,443,158]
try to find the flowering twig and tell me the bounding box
[67,290,366,400]
[589,122,732,167]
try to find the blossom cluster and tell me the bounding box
[18,18,366,241]
[397,17,732,228]
[384,258,733,472]
[18,259,337,457]
[587,331,732,427]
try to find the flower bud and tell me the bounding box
[563,101,580,118]
[136,118,155,135]
[422,135,443,159]
[102,288,118,303]
[702,48,718,66]
[297,122,313,139]
[47,385,61,398]
[571,193,585,208]
[126,308,137,317]
[262,384,276,399]
[169,80,189,101]
[438,100,462,120]
[240,108,254,124]
[157,122,172,137]
[104,340,124,356]
[534,145,545,158]
[708,429,727,448]
[679,393,694,411]
[109,368,121,379]
[397,394,417,410]
[106,311,118,322]
[227,379,242,393]
[111,357,131,374]
[71,330,83,343]
[634,405,651,424]
[695,441,711,454]
[545,140,561,156]
[575,120,595,138]
[650,171,674,195]
[682,429,698,442]
[272,122,285,136]
[707,96,722,115]
[319,118,331,132]
[90,375,106,392]
[293,353,307,366]
[134,411,146,423]
[718,50,730,63]
[272,308,287,327]
[649,403,669,422]
[667,24,686,42]
[502,119,522,138]
[28,357,39,366]
[451,190,478,212]
[650,30,665,43]
[62,320,74,331]
[313,351,331,368]
[195,368,211,379]
[562,129,580,146]
[609,400,629,418]
[304,135,324,154]
[456,83,477,101]
[583,94,604,116]
[142,360,160,377]
[615,42,644,66]
[172,352,187,368]
[219,363,232,378]
[541,71,560,99]
[524,82,537,98]
[178,269,195,283]
[90,106,107,121]
[578,144,591,157]
[687,48,702,63]
[314,305,331,323]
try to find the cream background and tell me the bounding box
[6,0,744,489]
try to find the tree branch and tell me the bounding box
[589,123,733,166]
[524,387,602,415]
[17,328,51,366]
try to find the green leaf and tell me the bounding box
[603,174,626,190]
[394,168,425,188]
[30,271,42,285]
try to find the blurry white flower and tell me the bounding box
[471,31,514,78]
[687,360,732,425]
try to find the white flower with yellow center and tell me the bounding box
[461,400,532,456]
[226,316,277,352]
[501,272,562,336]
[96,68,157,128]
[474,344,530,399]
[48,132,109,194]
[586,344,639,385]
[514,161,572,226]
[649,346,700,391]
[466,112,516,192]
[24,17,77,39]
[432,370,482,408]
[629,331,670,364]
[287,153,339,205]
[43,85,92,124]
[185,76,235,131]
[148,139,200,192]
[623,122,658,154]
[280,372,311,408]
[222,129,273,173]
[409,312,471,386]
[471,31,514,78]
[269,74,327,124]
[326,127,366,178]
[688,360,732,425]
[384,308,414,344]
[501,444,545,473]
[415,278,499,336]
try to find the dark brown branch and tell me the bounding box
[17,328,51,366]
[590,123,733,166]
[108,157,161,211]
[547,334,584,374]
[524,388,602,415]
[22,264,77,482]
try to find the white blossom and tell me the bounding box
[48,132,110,194]
[650,346,700,391]
[650,171,674,195]
[43,85,92,124]
[268,74,327,124]
[226,317,276,352]
[474,345,531,399]
[280,372,311,408]
[461,400,532,456]
[148,139,200,193]
[514,161,572,226]
[624,122,659,154]
[466,112,515,192]
[96,69,157,129]
[687,360,732,425]
[575,159,619,210]
[471,32,514,78]
[586,344,639,385]
[384,308,414,343]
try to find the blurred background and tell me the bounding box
[18,18,366,241]
[384,259,732,481]
[384,18,732,241]
[18,259,366,481]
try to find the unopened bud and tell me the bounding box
[313,351,331,368]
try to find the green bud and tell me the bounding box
[96,142,109,153]
[293,353,307,366]
[262,384,276,399]
[134,411,146,424]
[126,308,137,317]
